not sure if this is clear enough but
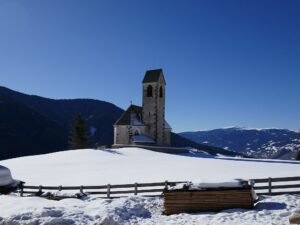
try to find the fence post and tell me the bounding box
[39,185,42,193]
[268,177,272,195]
[107,184,111,198]
[165,180,168,190]
[80,186,83,194]
[134,183,138,195]
[58,185,62,191]
[20,183,23,197]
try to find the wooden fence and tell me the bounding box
[19,181,185,198]
[252,176,300,196]
[18,176,300,198]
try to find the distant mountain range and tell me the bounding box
[0,86,241,160]
[180,127,300,160]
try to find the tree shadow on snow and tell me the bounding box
[95,149,123,155]
[173,152,216,159]
[255,202,287,211]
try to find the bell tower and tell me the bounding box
[142,69,166,145]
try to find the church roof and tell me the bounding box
[165,120,172,129]
[142,69,166,84]
[114,105,144,126]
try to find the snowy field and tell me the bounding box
[0,147,300,225]
[1,147,300,186]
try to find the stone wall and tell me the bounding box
[114,125,147,145]
[114,125,130,145]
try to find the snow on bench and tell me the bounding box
[169,179,251,190]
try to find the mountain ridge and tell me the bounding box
[192,126,297,132]
[180,127,300,160]
[0,86,124,160]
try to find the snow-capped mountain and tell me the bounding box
[179,127,300,160]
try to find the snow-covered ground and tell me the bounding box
[0,147,300,224]
[1,147,300,186]
[0,194,299,225]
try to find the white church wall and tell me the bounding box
[114,125,130,145]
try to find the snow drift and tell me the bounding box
[0,165,21,194]
[0,165,14,186]
[0,195,299,225]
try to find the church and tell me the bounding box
[114,69,172,146]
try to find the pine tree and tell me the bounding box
[69,114,90,149]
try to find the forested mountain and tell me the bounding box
[0,86,123,160]
[180,127,300,160]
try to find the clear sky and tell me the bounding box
[0,0,299,132]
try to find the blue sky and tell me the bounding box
[0,0,299,132]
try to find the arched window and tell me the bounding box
[135,130,140,136]
[147,85,153,97]
[159,86,163,98]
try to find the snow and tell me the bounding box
[0,147,300,224]
[174,179,247,190]
[220,126,287,131]
[0,194,299,225]
[170,180,248,191]
[0,165,14,186]
[132,135,155,143]
[1,147,300,186]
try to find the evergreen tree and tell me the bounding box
[69,114,90,149]
[296,151,300,161]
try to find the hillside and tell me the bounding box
[0,86,124,160]
[0,148,299,225]
[180,127,300,160]
[0,86,242,160]
[0,94,67,160]
[170,133,244,157]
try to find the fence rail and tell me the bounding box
[19,181,185,198]
[252,176,300,196]
[18,176,300,198]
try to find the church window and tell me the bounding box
[135,130,140,136]
[159,86,163,98]
[147,85,153,97]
